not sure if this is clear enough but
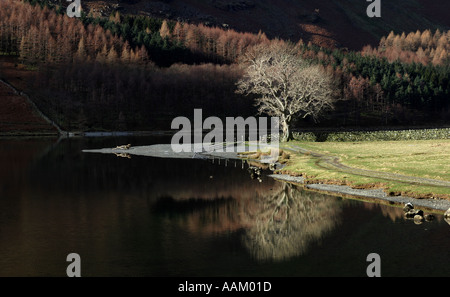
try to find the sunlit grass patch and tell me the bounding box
[279,139,450,199]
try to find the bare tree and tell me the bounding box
[236,42,336,141]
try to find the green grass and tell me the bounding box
[279,139,450,199]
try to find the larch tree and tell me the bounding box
[96,44,108,63]
[420,30,432,48]
[236,42,337,142]
[184,25,199,51]
[172,22,185,43]
[120,41,131,63]
[106,47,118,64]
[75,36,87,61]
[19,35,30,64]
[159,20,171,39]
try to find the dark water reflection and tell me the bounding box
[0,136,450,277]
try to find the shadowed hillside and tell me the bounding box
[80,0,450,50]
[1,0,448,133]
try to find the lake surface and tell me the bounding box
[0,136,449,277]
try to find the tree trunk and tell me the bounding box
[280,116,291,142]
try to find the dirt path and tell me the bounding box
[283,145,450,188]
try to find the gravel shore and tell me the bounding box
[269,174,450,212]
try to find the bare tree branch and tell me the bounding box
[236,42,337,141]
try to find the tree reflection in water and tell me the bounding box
[240,183,341,261]
[153,180,342,262]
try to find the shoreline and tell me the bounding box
[268,174,450,213]
[82,143,450,214]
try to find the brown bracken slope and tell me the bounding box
[0,59,57,136]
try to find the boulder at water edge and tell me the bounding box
[403,203,414,212]
[445,208,450,218]
[405,209,423,218]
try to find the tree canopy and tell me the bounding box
[237,42,336,141]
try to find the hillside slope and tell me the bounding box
[0,59,59,136]
[83,0,450,50]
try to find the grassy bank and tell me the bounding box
[278,139,450,199]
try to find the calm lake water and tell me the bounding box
[0,136,449,277]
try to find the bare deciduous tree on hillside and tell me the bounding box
[236,42,337,141]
